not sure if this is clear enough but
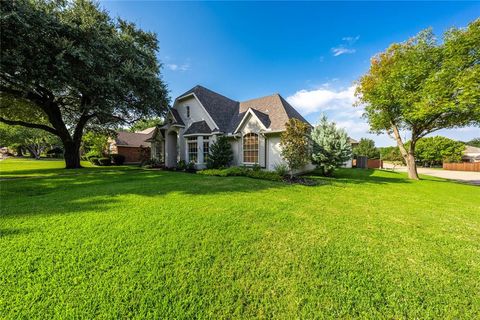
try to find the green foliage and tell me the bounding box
[353,138,380,159]
[0,123,59,158]
[1,159,479,318]
[280,118,310,176]
[415,136,465,166]
[379,146,404,165]
[273,163,289,177]
[0,0,169,168]
[357,22,480,135]
[129,118,163,132]
[81,131,109,158]
[466,138,480,148]
[206,136,233,169]
[198,167,282,181]
[356,19,480,178]
[176,160,187,171]
[311,115,352,176]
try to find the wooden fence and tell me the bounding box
[355,157,383,169]
[443,162,480,172]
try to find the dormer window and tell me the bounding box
[186,106,190,118]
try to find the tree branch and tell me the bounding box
[0,117,58,136]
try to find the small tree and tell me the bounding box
[81,131,110,158]
[353,138,380,159]
[311,115,352,176]
[280,118,310,178]
[207,136,233,169]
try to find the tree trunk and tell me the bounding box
[63,140,82,169]
[391,123,419,180]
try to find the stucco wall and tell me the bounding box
[175,96,216,131]
[265,134,315,173]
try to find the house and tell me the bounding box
[108,131,153,164]
[462,145,480,163]
[147,85,315,172]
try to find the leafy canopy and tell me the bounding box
[355,19,480,179]
[415,136,465,165]
[0,0,169,167]
[129,118,164,133]
[311,115,352,176]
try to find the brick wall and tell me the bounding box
[116,146,150,163]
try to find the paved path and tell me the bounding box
[383,164,480,185]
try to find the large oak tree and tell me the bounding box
[0,0,169,168]
[356,19,479,179]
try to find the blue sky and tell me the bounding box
[101,1,479,146]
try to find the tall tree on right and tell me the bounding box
[356,19,480,179]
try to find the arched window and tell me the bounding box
[243,133,259,164]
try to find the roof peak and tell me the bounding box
[240,92,282,104]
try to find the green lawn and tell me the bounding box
[1,159,479,319]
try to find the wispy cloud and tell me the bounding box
[342,35,360,45]
[331,47,356,56]
[166,63,190,72]
[331,35,359,56]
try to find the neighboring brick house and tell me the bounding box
[108,130,154,164]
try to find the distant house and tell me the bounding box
[108,130,154,164]
[462,145,480,163]
[147,85,315,172]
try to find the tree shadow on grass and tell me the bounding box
[306,168,412,185]
[0,170,294,218]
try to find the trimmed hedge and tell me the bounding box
[110,154,125,165]
[198,167,282,182]
[98,157,111,166]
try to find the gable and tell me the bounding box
[173,95,217,132]
[237,112,266,135]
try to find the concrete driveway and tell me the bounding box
[383,164,480,185]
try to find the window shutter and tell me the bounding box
[259,134,266,167]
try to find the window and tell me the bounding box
[187,137,197,163]
[243,133,259,163]
[203,136,210,163]
[186,106,190,118]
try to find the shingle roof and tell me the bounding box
[465,145,480,154]
[178,85,238,132]
[115,131,153,147]
[136,127,156,134]
[174,86,309,134]
[250,109,271,129]
[238,93,310,131]
[184,121,212,135]
[170,108,185,126]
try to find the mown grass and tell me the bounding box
[0,159,479,319]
